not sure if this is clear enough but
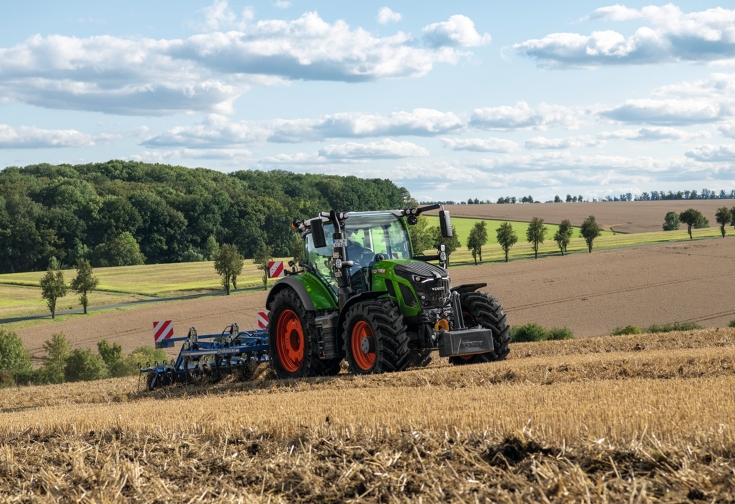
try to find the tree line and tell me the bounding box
[0,161,407,273]
[663,207,735,239]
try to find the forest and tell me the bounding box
[0,161,408,273]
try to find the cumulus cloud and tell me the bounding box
[685,144,735,162]
[599,126,710,141]
[0,6,477,115]
[599,99,725,125]
[273,1,291,9]
[377,7,401,25]
[441,137,519,152]
[470,102,580,130]
[0,124,115,148]
[423,15,491,47]
[128,147,252,162]
[524,135,601,149]
[142,114,269,147]
[319,139,428,159]
[720,123,735,138]
[515,5,735,67]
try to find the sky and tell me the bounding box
[1,0,735,202]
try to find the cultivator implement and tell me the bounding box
[139,319,269,391]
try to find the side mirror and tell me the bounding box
[439,210,452,238]
[311,218,327,248]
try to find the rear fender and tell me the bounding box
[266,275,338,312]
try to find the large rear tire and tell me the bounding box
[343,299,411,375]
[449,291,511,366]
[268,289,340,378]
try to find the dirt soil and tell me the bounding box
[431,199,732,233]
[12,238,735,361]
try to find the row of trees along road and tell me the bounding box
[39,257,99,318]
[663,207,735,239]
[467,216,602,264]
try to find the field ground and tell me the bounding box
[2,329,734,501]
[430,199,734,233]
[8,237,735,367]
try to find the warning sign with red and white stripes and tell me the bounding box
[153,320,174,343]
[257,312,269,329]
[268,261,285,278]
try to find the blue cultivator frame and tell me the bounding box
[139,323,269,391]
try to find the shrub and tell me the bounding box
[546,327,574,340]
[510,323,548,342]
[126,346,169,368]
[0,370,15,388]
[65,348,109,382]
[611,325,642,336]
[646,322,703,333]
[41,333,69,384]
[0,330,32,375]
[728,320,735,328]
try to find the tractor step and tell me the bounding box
[437,327,496,358]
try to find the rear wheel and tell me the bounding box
[449,291,511,366]
[268,289,338,378]
[343,299,411,374]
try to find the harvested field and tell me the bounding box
[10,237,734,364]
[2,328,735,502]
[430,199,732,233]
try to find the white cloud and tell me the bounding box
[524,135,601,149]
[0,124,115,148]
[142,114,269,147]
[720,123,735,138]
[515,5,735,67]
[257,152,361,165]
[273,1,291,9]
[0,6,475,115]
[319,139,428,159]
[469,101,580,130]
[599,126,710,141]
[423,15,491,48]
[128,147,251,162]
[599,99,725,125]
[267,108,464,142]
[441,137,519,152]
[377,7,401,25]
[685,144,735,162]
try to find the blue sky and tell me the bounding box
[1,0,734,201]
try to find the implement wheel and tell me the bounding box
[449,291,511,366]
[343,299,410,375]
[268,288,341,378]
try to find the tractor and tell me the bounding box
[265,205,511,377]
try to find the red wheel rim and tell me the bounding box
[460,310,475,360]
[276,309,304,373]
[351,320,376,371]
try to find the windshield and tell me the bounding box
[303,212,411,294]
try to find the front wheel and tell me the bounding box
[343,299,411,375]
[449,291,511,366]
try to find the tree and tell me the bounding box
[0,329,32,374]
[69,258,98,314]
[662,211,680,231]
[496,222,518,263]
[205,235,220,261]
[466,221,488,265]
[526,217,548,259]
[41,333,69,384]
[253,245,273,291]
[553,219,573,256]
[430,225,460,266]
[715,207,733,238]
[64,348,109,382]
[679,209,703,240]
[580,215,601,253]
[92,231,145,266]
[214,243,244,295]
[40,257,67,319]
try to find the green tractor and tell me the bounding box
[265,205,511,377]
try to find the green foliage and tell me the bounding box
[253,244,273,291]
[0,162,407,273]
[429,225,460,265]
[70,258,99,314]
[729,320,735,328]
[180,248,205,262]
[97,339,138,377]
[64,348,109,382]
[511,323,574,342]
[40,257,67,318]
[715,207,732,238]
[215,243,245,294]
[496,222,518,263]
[205,236,220,261]
[646,322,703,333]
[466,221,488,265]
[553,219,573,255]
[694,215,709,229]
[580,215,601,252]
[662,211,680,231]
[408,215,433,255]
[525,217,548,259]
[611,325,643,336]
[0,370,14,388]
[0,329,32,374]
[546,327,575,340]
[126,346,168,368]
[678,208,703,240]
[92,231,145,267]
[41,333,70,384]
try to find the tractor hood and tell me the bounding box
[370,259,450,312]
